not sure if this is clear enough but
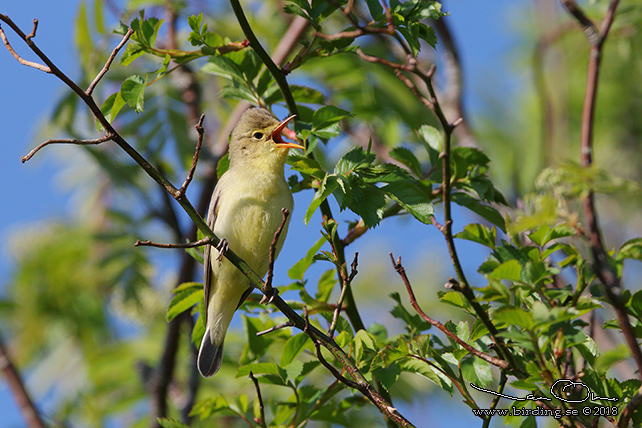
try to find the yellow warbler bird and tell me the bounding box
[198,107,304,377]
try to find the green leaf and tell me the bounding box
[488,259,522,282]
[288,156,326,180]
[455,223,496,248]
[157,418,189,428]
[100,92,126,126]
[618,238,642,261]
[315,269,336,302]
[389,147,422,177]
[383,181,434,224]
[121,75,147,113]
[461,357,494,389]
[451,192,506,232]
[493,307,534,329]
[280,333,312,366]
[288,237,326,280]
[334,147,373,176]
[312,105,351,135]
[305,174,339,225]
[166,282,202,321]
[595,344,630,373]
[417,124,441,166]
[75,1,92,68]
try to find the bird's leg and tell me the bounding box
[259,287,279,305]
[216,238,229,262]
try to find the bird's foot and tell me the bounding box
[260,287,279,305]
[216,239,229,261]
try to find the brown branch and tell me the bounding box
[561,0,642,379]
[355,48,416,71]
[249,371,267,428]
[21,135,114,163]
[176,114,205,199]
[430,15,477,147]
[134,237,215,249]
[25,19,38,41]
[389,254,509,370]
[256,321,294,337]
[0,334,46,428]
[0,22,51,73]
[328,253,359,337]
[561,0,599,43]
[86,28,134,95]
[261,208,290,303]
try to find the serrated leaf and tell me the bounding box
[121,75,147,113]
[389,147,422,177]
[383,180,434,224]
[493,307,534,329]
[455,223,496,248]
[280,333,312,366]
[451,192,506,232]
[488,259,522,282]
[312,105,351,133]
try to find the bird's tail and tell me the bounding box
[197,328,224,377]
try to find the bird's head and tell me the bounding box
[229,108,304,169]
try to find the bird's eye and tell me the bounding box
[253,132,264,139]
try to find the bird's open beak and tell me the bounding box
[271,115,304,150]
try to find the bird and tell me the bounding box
[197,107,304,377]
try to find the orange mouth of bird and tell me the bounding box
[271,115,304,150]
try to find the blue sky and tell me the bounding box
[0,1,518,426]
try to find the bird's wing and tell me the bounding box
[203,185,221,324]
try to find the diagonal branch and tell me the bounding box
[389,254,508,369]
[86,28,134,95]
[0,334,46,428]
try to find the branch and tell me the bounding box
[0,334,46,428]
[561,0,642,379]
[560,0,599,44]
[249,371,267,428]
[262,208,289,302]
[389,254,509,370]
[618,385,642,428]
[229,0,298,116]
[176,114,205,198]
[256,321,294,337]
[86,27,134,95]
[0,21,51,73]
[134,237,215,249]
[328,253,359,337]
[21,135,114,163]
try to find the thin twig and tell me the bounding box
[134,237,215,249]
[561,0,599,43]
[176,114,205,198]
[389,254,509,370]
[25,19,38,41]
[0,334,46,428]
[86,28,134,95]
[356,48,416,71]
[21,135,114,163]
[328,253,359,337]
[256,321,294,337]
[0,22,50,73]
[262,208,289,302]
[249,371,267,428]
